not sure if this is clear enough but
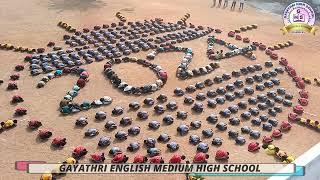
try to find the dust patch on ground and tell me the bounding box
[48,0,107,12]
[120,7,135,13]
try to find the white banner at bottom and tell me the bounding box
[28,163,295,174]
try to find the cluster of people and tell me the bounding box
[212,0,245,11]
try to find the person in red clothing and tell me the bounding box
[193,152,209,163]
[112,153,129,163]
[77,78,86,88]
[28,119,42,129]
[169,154,186,163]
[149,156,164,163]
[133,154,148,163]
[215,150,229,160]
[11,95,24,103]
[72,145,88,158]
[80,71,89,80]
[51,136,67,147]
[38,129,52,139]
[158,70,168,82]
[104,63,112,71]
[15,64,24,71]
[91,152,105,163]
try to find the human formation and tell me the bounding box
[0,12,318,180]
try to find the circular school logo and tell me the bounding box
[281,2,318,35]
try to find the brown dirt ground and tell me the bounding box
[0,0,320,180]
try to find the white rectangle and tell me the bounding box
[28,163,295,174]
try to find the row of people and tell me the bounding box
[212,0,245,11]
[40,151,228,179]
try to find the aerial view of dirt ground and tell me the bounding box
[0,0,319,180]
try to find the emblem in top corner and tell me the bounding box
[281,2,318,35]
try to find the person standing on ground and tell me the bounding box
[231,0,236,10]
[239,0,245,11]
[218,0,222,7]
[223,0,228,8]
[211,0,216,7]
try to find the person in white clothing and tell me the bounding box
[239,0,245,11]
[211,0,216,7]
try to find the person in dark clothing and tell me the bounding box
[218,0,223,7]
[223,0,228,8]
[231,0,236,10]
